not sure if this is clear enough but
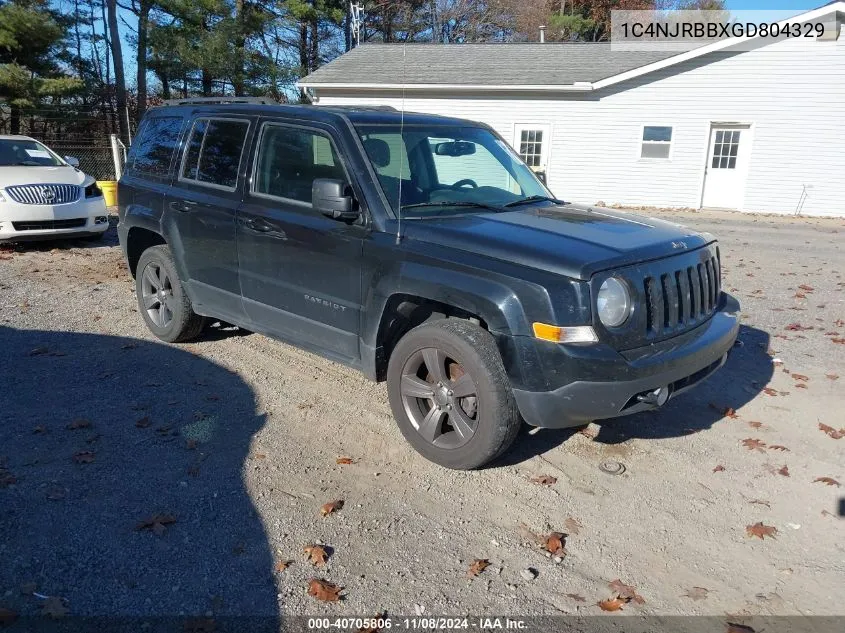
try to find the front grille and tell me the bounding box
[12,218,87,231]
[643,249,721,336]
[5,184,81,205]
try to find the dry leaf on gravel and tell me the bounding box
[135,513,176,536]
[813,477,840,487]
[746,522,778,539]
[785,323,812,331]
[67,419,91,430]
[791,374,809,382]
[307,579,342,602]
[608,579,645,604]
[763,387,778,396]
[529,474,557,485]
[542,532,567,556]
[777,465,790,477]
[769,445,789,452]
[274,560,293,572]
[713,464,726,472]
[825,373,839,380]
[683,587,710,601]
[747,421,763,429]
[467,559,490,577]
[818,423,844,440]
[320,500,344,516]
[597,597,627,612]
[711,404,738,418]
[336,456,356,465]
[566,593,586,602]
[304,544,330,566]
[741,438,766,452]
[41,596,68,618]
[72,451,95,464]
[564,517,583,535]
[253,453,266,460]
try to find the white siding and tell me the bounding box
[315,35,845,217]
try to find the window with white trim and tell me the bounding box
[641,126,672,159]
[518,129,544,167]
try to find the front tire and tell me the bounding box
[135,245,204,343]
[387,319,520,469]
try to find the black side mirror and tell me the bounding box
[312,178,359,221]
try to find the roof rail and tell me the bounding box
[161,97,278,106]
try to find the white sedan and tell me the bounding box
[0,135,109,242]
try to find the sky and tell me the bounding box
[725,1,823,9]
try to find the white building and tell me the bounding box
[300,2,845,217]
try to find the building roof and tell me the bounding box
[300,43,676,88]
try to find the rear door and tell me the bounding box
[236,119,366,363]
[167,115,254,321]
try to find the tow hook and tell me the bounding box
[636,386,670,407]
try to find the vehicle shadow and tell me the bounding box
[494,324,774,465]
[0,326,279,630]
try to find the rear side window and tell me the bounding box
[130,116,183,176]
[253,125,346,204]
[180,118,250,189]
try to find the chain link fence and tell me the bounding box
[47,142,118,181]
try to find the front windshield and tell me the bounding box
[355,124,550,217]
[0,138,63,167]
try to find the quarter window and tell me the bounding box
[641,126,672,159]
[253,125,346,204]
[130,116,183,176]
[180,118,250,189]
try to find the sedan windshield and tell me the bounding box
[355,124,551,217]
[0,139,63,167]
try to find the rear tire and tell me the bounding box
[387,319,520,469]
[135,245,205,343]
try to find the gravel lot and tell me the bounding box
[1,210,843,627]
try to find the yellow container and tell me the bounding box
[97,180,118,207]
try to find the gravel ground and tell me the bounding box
[0,210,843,626]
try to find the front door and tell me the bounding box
[701,125,751,209]
[237,119,365,363]
[168,115,254,321]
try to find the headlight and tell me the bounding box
[597,277,631,328]
[85,183,103,198]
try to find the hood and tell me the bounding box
[402,203,714,280]
[0,165,90,188]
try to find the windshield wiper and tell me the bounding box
[503,195,564,208]
[400,201,505,213]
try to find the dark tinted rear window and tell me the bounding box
[129,116,183,176]
[180,118,249,189]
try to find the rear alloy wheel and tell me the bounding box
[387,319,521,469]
[135,245,205,343]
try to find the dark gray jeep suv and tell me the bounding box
[118,100,740,469]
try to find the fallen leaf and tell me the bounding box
[253,453,266,460]
[777,465,790,477]
[542,532,566,556]
[741,438,766,453]
[711,404,738,418]
[135,513,177,536]
[683,587,710,601]
[304,544,330,566]
[608,579,645,604]
[72,451,95,464]
[41,596,68,618]
[67,418,91,430]
[529,474,557,486]
[135,416,151,428]
[826,373,839,380]
[274,560,293,572]
[798,284,814,292]
[747,421,763,429]
[598,596,627,612]
[0,607,18,625]
[762,387,778,396]
[746,498,771,507]
[814,477,840,487]
[566,593,586,602]
[746,522,778,539]
[794,383,807,389]
[769,445,789,452]
[713,464,725,472]
[467,559,490,577]
[785,323,812,331]
[336,456,356,465]
[307,579,342,602]
[320,500,344,516]
[791,373,809,382]
[564,517,583,535]
[517,523,542,545]
[818,423,844,439]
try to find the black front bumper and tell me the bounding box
[511,294,740,428]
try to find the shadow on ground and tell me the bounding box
[0,326,279,630]
[495,324,773,466]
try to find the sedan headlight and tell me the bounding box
[85,183,103,198]
[597,277,631,328]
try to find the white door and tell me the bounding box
[513,124,551,177]
[701,125,751,209]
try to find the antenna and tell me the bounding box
[395,43,406,244]
[350,2,363,48]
